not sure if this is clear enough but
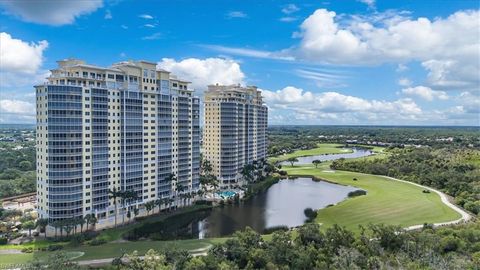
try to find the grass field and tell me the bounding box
[285,164,461,233]
[269,143,352,162]
[0,238,227,266]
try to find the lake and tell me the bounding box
[279,148,372,165]
[195,177,358,238]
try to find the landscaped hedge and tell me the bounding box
[348,190,367,197]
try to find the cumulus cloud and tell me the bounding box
[295,9,479,90]
[157,58,245,93]
[0,0,103,26]
[0,99,36,123]
[0,32,49,88]
[401,86,449,101]
[0,32,48,74]
[262,86,423,124]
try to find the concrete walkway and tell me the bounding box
[382,175,473,230]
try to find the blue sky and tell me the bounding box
[0,0,478,125]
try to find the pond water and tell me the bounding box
[195,177,358,238]
[279,148,372,165]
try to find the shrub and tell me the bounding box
[0,237,7,245]
[304,208,318,222]
[194,200,213,206]
[422,190,431,193]
[21,247,33,253]
[47,244,63,251]
[278,170,287,176]
[263,225,289,234]
[348,190,367,197]
[88,238,107,246]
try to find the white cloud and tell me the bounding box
[0,32,49,89]
[0,32,48,74]
[0,99,35,115]
[142,32,162,40]
[282,4,300,14]
[157,58,245,93]
[456,91,480,114]
[202,45,294,61]
[104,9,112,19]
[226,11,247,18]
[0,0,103,26]
[139,14,153,19]
[121,24,128,29]
[280,17,299,22]
[358,0,375,8]
[262,86,423,123]
[397,78,411,86]
[295,9,480,90]
[401,86,449,101]
[0,99,36,123]
[143,24,156,28]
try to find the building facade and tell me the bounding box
[203,84,268,186]
[35,59,200,226]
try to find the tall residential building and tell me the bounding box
[203,84,268,186]
[35,59,200,226]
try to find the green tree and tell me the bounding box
[287,157,299,167]
[108,187,122,227]
[23,220,35,237]
[36,218,48,238]
[145,200,155,216]
[312,159,322,168]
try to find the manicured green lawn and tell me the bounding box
[68,238,226,261]
[269,143,352,162]
[285,164,461,233]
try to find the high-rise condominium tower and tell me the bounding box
[35,59,200,226]
[203,84,268,186]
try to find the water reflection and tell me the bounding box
[197,178,357,238]
[279,148,372,165]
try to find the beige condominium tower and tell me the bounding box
[35,59,200,229]
[203,84,268,186]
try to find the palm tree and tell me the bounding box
[287,157,299,167]
[108,187,122,227]
[85,214,95,231]
[23,221,35,237]
[312,159,322,168]
[89,215,98,230]
[51,221,59,238]
[121,190,138,224]
[241,164,255,183]
[79,217,86,233]
[155,199,163,214]
[36,218,48,238]
[145,201,155,216]
[176,184,186,208]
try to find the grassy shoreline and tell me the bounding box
[284,164,461,233]
[269,143,352,162]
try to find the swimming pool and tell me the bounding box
[217,191,237,199]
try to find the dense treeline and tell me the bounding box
[0,141,36,198]
[28,222,480,269]
[331,148,480,215]
[268,126,480,152]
